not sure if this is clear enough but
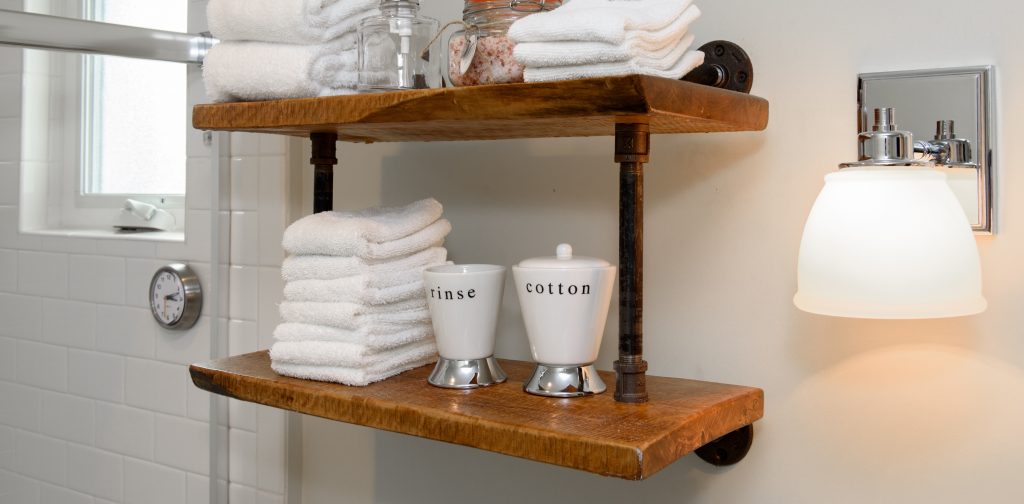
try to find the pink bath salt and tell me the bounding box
[448,34,525,86]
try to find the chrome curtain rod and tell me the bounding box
[0,9,216,64]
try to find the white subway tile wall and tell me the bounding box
[40,483,94,504]
[0,0,292,501]
[39,391,95,445]
[186,473,211,504]
[94,402,155,460]
[123,458,188,504]
[65,444,124,501]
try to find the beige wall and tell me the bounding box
[295,0,1024,502]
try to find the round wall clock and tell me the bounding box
[149,263,202,330]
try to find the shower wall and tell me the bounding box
[0,0,292,502]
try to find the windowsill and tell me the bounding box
[24,228,185,243]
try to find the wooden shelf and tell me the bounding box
[190,76,768,477]
[190,351,763,480]
[192,75,769,142]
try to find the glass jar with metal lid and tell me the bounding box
[446,0,561,86]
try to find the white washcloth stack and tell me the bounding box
[507,0,705,83]
[270,198,451,386]
[203,0,380,102]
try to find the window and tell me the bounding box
[18,0,191,236]
[80,0,188,202]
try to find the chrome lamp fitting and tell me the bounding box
[843,107,978,170]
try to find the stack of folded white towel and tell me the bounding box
[203,0,380,102]
[270,198,451,386]
[507,0,705,83]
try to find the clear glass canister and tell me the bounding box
[358,0,441,91]
[447,0,561,86]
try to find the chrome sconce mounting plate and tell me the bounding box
[858,66,995,233]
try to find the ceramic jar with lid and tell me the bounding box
[446,0,561,86]
[512,243,616,397]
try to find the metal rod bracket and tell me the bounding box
[614,122,650,404]
[310,132,338,214]
[695,424,755,466]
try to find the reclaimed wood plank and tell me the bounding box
[192,75,769,142]
[190,351,763,480]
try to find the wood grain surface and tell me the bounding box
[190,351,764,480]
[192,75,769,142]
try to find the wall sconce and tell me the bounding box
[794,67,994,319]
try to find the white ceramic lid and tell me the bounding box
[516,243,611,269]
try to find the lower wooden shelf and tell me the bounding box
[189,351,763,480]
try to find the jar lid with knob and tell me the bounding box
[516,243,612,269]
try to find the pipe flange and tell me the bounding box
[681,40,754,93]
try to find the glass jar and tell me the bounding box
[358,0,441,92]
[447,0,561,87]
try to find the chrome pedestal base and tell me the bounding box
[523,364,606,397]
[427,357,507,389]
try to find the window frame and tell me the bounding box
[70,0,187,214]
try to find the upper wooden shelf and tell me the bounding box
[190,351,763,480]
[191,75,769,143]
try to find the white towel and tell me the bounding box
[274,322,434,350]
[208,0,378,45]
[512,8,700,67]
[518,33,694,73]
[271,352,436,386]
[270,341,437,386]
[283,276,425,304]
[284,198,443,247]
[203,38,359,102]
[270,339,436,367]
[279,299,430,329]
[508,0,695,45]
[282,247,448,283]
[284,218,452,259]
[524,50,705,83]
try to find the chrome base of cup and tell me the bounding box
[523,364,606,398]
[427,357,507,389]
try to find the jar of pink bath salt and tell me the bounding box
[447,0,562,86]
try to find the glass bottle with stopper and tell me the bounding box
[357,0,441,91]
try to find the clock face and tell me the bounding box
[151,271,185,325]
[149,264,201,329]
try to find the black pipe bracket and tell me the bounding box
[682,40,754,94]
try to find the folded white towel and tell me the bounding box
[513,8,700,68]
[518,33,694,73]
[270,341,437,386]
[284,198,443,248]
[274,322,433,350]
[284,218,452,259]
[279,299,430,329]
[524,50,705,83]
[508,0,695,45]
[270,339,436,367]
[203,38,359,102]
[283,276,425,304]
[208,0,378,45]
[282,247,448,283]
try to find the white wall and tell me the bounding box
[291,0,1024,502]
[0,1,291,502]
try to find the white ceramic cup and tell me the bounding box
[423,264,506,360]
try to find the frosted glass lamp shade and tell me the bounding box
[794,167,986,319]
